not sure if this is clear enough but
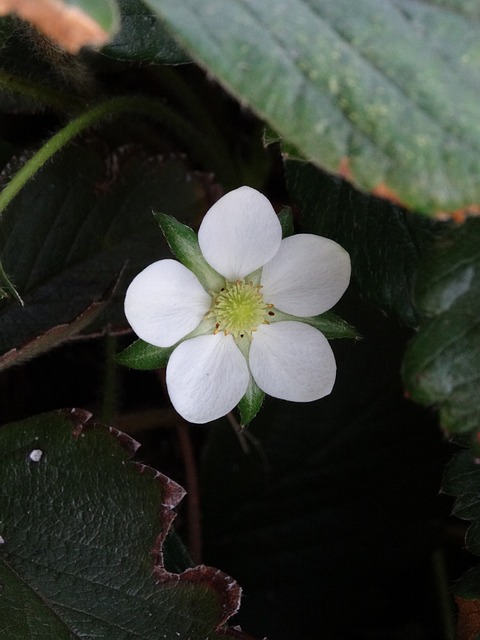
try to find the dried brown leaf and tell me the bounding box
[0,0,109,52]
[456,596,480,640]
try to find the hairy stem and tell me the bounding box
[0,69,83,112]
[0,94,214,219]
[0,259,22,304]
[0,94,222,301]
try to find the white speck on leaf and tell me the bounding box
[0,535,4,545]
[29,449,43,462]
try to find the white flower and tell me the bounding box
[124,186,351,424]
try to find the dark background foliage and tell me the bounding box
[1,1,479,638]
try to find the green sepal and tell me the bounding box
[116,338,174,370]
[278,206,294,239]
[301,311,358,339]
[154,212,224,291]
[273,310,358,340]
[238,377,265,427]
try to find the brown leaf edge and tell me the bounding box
[0,274,121,372]
[337,157,406,209]
[337,157,480,221]
[66,408,256,640]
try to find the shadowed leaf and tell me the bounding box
[0,145,216,359]
[403,218,480,435]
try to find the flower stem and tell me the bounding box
[100,333,118,425]
[0,94,228,220]
[431,547,455,640]
[175,419,203,564]
[0,98,117,220]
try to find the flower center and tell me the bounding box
[212,280,273,339]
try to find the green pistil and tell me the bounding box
[212,280,274,339]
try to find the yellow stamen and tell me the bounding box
[210,279,273,340]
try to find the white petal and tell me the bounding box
[198,186,282,280]
[166,333,249,423]
[260,234,351,316]
[124,259,211,347]
[249,321,336,401]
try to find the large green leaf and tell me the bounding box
[286,160,442,326]
[0,145,215,366]
[102,0,189,64]
[438,469,480,628]
[145,0,480,215]
[0,409,247,639]
[66,0,120,34]
[403,217,480,436]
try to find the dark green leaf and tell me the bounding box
[116,338,174,369]
[286,160,442,326]
[454,564,480,600]
[403,218,480,435]
[102,0,189,64]
[146,0,480,215]
[0,145,215,359]
[0,408,246,639]
[277,206,294,239]
[443,450,480,556]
